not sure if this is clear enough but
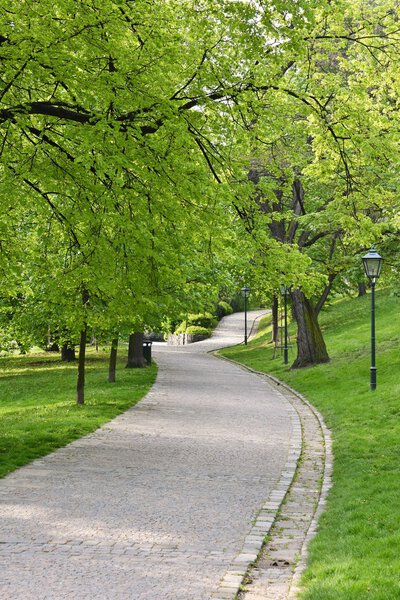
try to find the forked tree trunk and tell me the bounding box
[77,327,87,405]
[108,338,119,383]
[291,289,329,368]
[126,332,145,368]
[271,295,279,343]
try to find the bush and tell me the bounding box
[187,312,217,329]
[185,326,211,337]
[173,312,218,335]
[174,321,187,334]
[216,301,233,319]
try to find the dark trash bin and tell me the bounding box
[143,341,152,365]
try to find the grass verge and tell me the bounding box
[0,348,157,478]
[219,290,400,600]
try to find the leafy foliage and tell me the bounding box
[216,301,233,319]
[185,325,211,337]
[0,0,400,368]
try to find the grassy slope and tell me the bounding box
[0,349,157,478]
[220,290,400,600]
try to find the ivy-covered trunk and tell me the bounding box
[108,338,118,383]
[291,289,329,368]
[126,332,145,368]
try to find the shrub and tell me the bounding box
[174,312,218,335]
[174,321,187,334]
[187,312,217,329]
[216,301,233,319]
[185,326,211,337]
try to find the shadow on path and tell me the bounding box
[0,310,313,600]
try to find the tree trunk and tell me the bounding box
[90,333,99,351]
[271,295,279,343]
[76,327,87,405]
[61,342,76,362]
[126,332,145,368]
[108,338,118,383]
[291,289,330,368]
[358,282,367,297]
[315,273,337,316]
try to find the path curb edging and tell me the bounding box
[267,374,333,599]
[210,352,333,600]
[209,352,302,600]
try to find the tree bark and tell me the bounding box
[271,295,279,343]
[291,289,330,368]
[358,282,367,297]
[126,332,145,368]
[108,338,119,383]
[61,342,76,362]
[76,327,87,405]
[77,287,89,405]
[315,273,337,316]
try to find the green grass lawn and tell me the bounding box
[220,289,400,600]
[0,349,157,478]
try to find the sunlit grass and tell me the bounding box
[0,348,157,478]
[219,289,400,600]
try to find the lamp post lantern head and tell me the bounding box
[362,247,383,283]
[241,286,251,299]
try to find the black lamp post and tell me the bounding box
[362,247,383,391]
[280,283,290,365]
[241,286,251,345]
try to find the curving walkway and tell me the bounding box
[0,311,309,600]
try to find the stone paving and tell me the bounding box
[235,376,333,600]
[0,310,306,600]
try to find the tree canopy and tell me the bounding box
[1,0,400,378]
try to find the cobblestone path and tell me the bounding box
[0,311,300,600]
[236,377,332,600]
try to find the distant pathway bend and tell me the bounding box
[0,310,308,600]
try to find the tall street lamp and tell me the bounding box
[241,286,251,345]
[362,247,383,391]
[280,283,291,365]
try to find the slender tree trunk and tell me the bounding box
[126,332,145,368]
[271,295,279,343]
[90,334,99,351]
[291,289,329,368]
[61,342,76,362]
[77,288,89,405]
[76,327,87,405]
[315,273,337,316]
[108,338,119,383]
